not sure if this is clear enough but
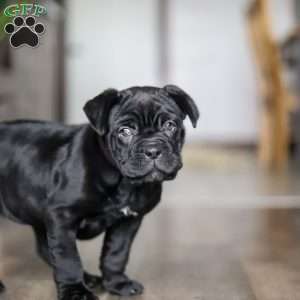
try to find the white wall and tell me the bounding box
[65,0,160,124]
[168,0,260,142]
[65,0,295,143]
[168,0,295,143]
[270,0,296,41]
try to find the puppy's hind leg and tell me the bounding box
[33,227,52,265]
[0,239,4,293]
[0,218,5,292]
[0,281,5,292]
[0,203,5,293]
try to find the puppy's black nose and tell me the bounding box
[145,147,161,159]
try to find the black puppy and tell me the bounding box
[0,85,199,300]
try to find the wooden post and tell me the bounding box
[247,0,290,170]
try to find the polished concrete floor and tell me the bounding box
[1,147,300,300]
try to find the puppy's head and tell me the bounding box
[84,85,199,183]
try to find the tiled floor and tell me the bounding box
[1,147,300,300]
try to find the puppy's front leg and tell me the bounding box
[100,217,143,296]
[46,210,98,300]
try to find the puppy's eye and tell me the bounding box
[163,120,177,133]
[118,127,134,138]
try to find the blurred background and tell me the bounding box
[1,0,300,169]
[2,1,300,299]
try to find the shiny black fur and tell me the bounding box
[0,85,199,300]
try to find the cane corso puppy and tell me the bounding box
[0,85,199,300]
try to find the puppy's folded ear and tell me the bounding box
[83,88,120,135]
[163,85,199,128]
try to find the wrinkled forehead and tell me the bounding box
[109,90,182,127]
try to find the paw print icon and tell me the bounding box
[4,16,45,48]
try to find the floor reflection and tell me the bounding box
[1,147,300,299]
[2,208,300,299]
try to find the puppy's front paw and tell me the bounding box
[58,282,99,300]
[84,272,103,290]
[103,275,144,296]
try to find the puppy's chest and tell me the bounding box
[81,185,159,230]
[88,180,154,214]
[80,202,137,232]
[79,195,140,232]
